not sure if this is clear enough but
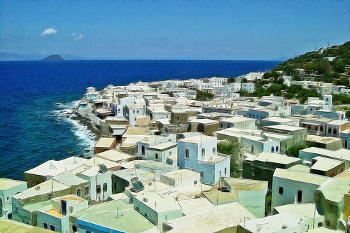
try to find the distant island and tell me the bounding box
[41,55,65,61]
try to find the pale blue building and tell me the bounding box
[177,135,230,185]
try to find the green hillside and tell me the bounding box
[268,41,350,83]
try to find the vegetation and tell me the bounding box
[270,41,350,86]
[217,141,244,177]
[196,90,214,101]
[228,77,236,83]
[285,145,306,157]
[161,91,174,97]
[332,94,350,105]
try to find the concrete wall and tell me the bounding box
[272,176,323,210]
[146,147,177,163]
[0,182,27,219]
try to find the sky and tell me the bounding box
[1,0,349,60]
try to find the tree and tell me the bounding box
[228,78,236,83]
[217,141,244,177]
[334,60,345,73]
[239,89,249,97]
[241,77,248,83]
[285,145,306,157]
[346,110,350,119]
[196,90,214,101]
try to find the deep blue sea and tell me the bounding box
[0,60,280,180]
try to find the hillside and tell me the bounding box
[270,41,350,80]
[41,55,65,61]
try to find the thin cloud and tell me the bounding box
[72,33,84,40]
[41,28,57,36]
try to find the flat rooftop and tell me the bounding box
[220,116,254,123]
[73,200,155,233]
[274,203,322,220]
[203,177,268,205]
[274,168,328,185]
[300,147,350,161]
[0,178,26,190]
[311,157,343,172]
[179,135,215,143]
[0,218,53,233]
[245,152,301,165]
[147,141,177,151]
[264,124,305,131]
[262,117,294,123]
[161,169,199,180]
[307,135,342,144]
[241,212,300,233]
[317,168,350,203]
[94,137,115,148]
[165,202,255,233]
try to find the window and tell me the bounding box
[212,147,216,155]
[76,189,81,197]
[194,180,197,185]
[72,225,78,232]
[271,146,274,153]
[318,222,323,227]
[333,128,337,135]
[169,151,172,157]
[142,146,146,155]
[225,168,227,175]
[137,110,139,113]
[279,186,283,195]
[297,190,302,203]
[177,116,180,122]
[103,183,107,192]
[200,171,204,178]
[320,125,323,131]
[276,146,279,152]
[201,148,205,159]
[50,225,56,231]
[155,153,159,160]
[328,128,331,134]
[185,149,190,158]
[84,186,90,196]
[96,185,101,194]
[43,223,48,229]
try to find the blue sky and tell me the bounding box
[1,0,349,60]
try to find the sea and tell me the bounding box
[0,60,281,180]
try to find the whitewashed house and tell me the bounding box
[36,195,88,233]
[0,178,27,219]
[76,164,112,202]
[271,168,328,210]
[177,135,230,185]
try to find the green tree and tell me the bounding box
[228,78,236,83]
[196,90,214,101]
[346,110,350,119]
[239,89,249,97]
[241,77,248,83]
[334,60,345,73]
[285,145,306,157]
[217,141,244,177]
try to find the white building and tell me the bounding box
[241,83,255,93]
[36,195,88,233]
[177,135,230,185]
[271,168,328,210]
[0,178,27,219]
[76,164,112,202]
